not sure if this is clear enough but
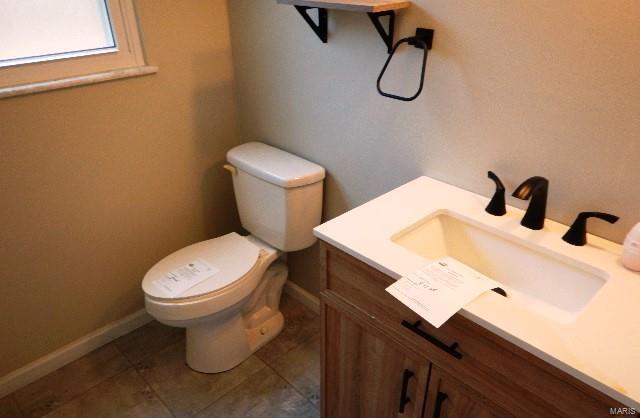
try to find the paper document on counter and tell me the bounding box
[386,257,501,328]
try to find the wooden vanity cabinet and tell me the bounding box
[320,242,619,418]
[323,302,429,418]
[424,366,512,418]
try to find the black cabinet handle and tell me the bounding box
[401,320,463,359]
[433,391,448,418]
[398,369,414,413]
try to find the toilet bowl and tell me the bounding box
[143,233,286,372]
[141,142,325,373]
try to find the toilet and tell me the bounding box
[141,142,325,373]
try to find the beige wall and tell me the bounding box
[228,1,640,295]
[0,0,240,376]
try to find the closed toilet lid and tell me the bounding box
[142,232,261,300]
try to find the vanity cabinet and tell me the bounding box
[320,242,619,418]
[324,304,429,418]
[424,366,511,418]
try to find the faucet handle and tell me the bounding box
[562,212,619,246]
[485,171,506,216]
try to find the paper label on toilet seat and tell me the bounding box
[154,259,220,297]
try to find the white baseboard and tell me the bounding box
[283,281,320,314]
[0,308,152,398]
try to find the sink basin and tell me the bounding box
[392,210,609,323]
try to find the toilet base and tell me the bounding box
[184,262,288,373]
[185,308,248,373]
[185,311,284,373]
[246,311,284,353]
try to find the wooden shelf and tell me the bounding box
[278,0,411,52]
[277,0,410,13]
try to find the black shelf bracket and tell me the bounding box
[294,6,328,43]
[367,11,396,53]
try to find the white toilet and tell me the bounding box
[141,142,325,373]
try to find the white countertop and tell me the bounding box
[314,176,640,409]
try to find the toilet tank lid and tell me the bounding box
[227,142,325,188]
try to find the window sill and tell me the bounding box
[0,65,158,99]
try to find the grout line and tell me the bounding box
[126,340,183,418]
[131,367,177,418]
[254,301,320,365]
[262,362,320,412]
[130,337,184,369]
[113,324,185,368]
[258,335,321,409]
[189,359,270,417]
[12,348,133,415]
[257,332,318,368]
[39,367,133,418]
[113,340,141,370]
[111,339,132,366]
[254,300,321,409]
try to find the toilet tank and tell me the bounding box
[227,142,325,252]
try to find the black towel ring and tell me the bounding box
[376,28,434,102]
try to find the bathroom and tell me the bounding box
[1,0,639,417]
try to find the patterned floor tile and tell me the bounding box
[267,335,321,407]
[255,295,320,364]
[43,369,171,418]
[114,320,184,364]
[13,344,129,418]
[135,342,266,417]
[194,366,318,418]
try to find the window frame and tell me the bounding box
[0,0,156,98]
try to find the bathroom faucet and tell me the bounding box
[512,176,549,230]
[562,212,619,246]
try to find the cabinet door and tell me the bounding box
[423,366,513,418]
[323,303,430,418]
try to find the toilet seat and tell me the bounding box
[142,232,261,300]
[143,233,280,324]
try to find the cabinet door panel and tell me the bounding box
[424,366,513,418]
[323,303,429,418]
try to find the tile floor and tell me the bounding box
[1,295,320,418]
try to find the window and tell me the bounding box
[0,0,156,97]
